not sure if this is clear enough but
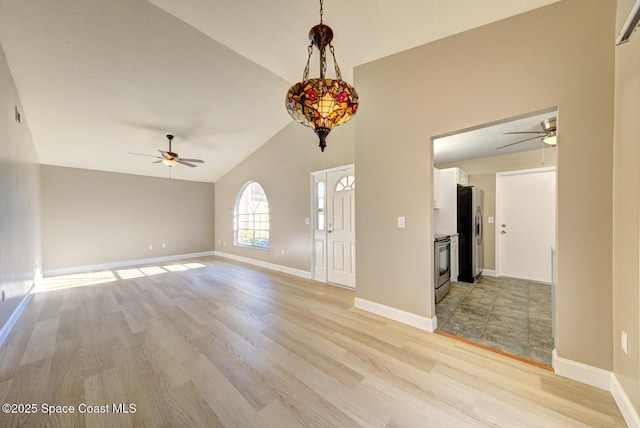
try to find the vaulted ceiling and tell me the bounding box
[0,0,559,182]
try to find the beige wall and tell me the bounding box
[214,121,354,273]
[41,166,214,271]
[0,43,41,330]
[613,0,640,414]
[437,148,558,270]
[355,0,615,369]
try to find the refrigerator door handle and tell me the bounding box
[475,210,483,239]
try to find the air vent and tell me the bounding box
[14,106,21,125]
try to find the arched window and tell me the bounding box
[335,175,355,191]
[234,181,269,248]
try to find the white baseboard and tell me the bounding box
[482,269,496,277]
[43,251,216,277]
[552,349,613,391]
[0,286,34,348]
[612,374,640,428]
[551,349,640,425]
[354,297,436,332]
[214,251,312,280]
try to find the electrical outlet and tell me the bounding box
[622,331,628,354]
[218,240,221,245]
[281,250,285,256]
[148,244,153,250]
[397,216,406,228]
[161,243,166,249]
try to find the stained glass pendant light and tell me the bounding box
[285,0,359,152]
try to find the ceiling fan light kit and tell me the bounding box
[542,132,557,146]
[285,0,359,152]
[540,117,557,145]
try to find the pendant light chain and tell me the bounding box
[329,45,342,80]
[285,0,359,152]
[303,45,312,80]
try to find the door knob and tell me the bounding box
[501,224,507,228]
[501,230,506,234]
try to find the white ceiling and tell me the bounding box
[0,0,559,182]
[433,109,558,165]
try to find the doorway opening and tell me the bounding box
[431,108,558,367]
[311,164,356,289]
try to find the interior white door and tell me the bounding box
[497,167,556,282]
[326,169,356,288]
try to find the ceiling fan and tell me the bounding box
[129,134,204,167]
[497,117,557,150]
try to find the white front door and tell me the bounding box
[496,167,556,282]
[326,168,356,288]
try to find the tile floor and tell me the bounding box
[435,276,553,366]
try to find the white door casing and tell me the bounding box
[496,167,556,283]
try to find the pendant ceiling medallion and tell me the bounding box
[285,0,359,152]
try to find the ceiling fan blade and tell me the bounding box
[179,158,204,163]
[496,135,541,149]
[177,160,197,168]
[503,131,545,135]
[129,152,162,159]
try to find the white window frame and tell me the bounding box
[234,181,270,249]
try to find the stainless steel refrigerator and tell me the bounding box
[457,186,483,283]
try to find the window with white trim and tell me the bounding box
[234,181,269,248]
[316,181,325,231]
[335,175,355,191]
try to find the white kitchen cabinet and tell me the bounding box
[434,167,469,234]
[456,168,469,186]
[434,168,460,233]
[450,234,459,282]
[433,168,441,209]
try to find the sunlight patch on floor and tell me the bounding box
[139,266,166,276]
[38,271,117,291]
[38,261,207,292]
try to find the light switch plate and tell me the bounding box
[488,216,494,224]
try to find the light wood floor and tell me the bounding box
[0,256,625,427]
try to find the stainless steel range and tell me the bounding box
[434,234,451,303]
